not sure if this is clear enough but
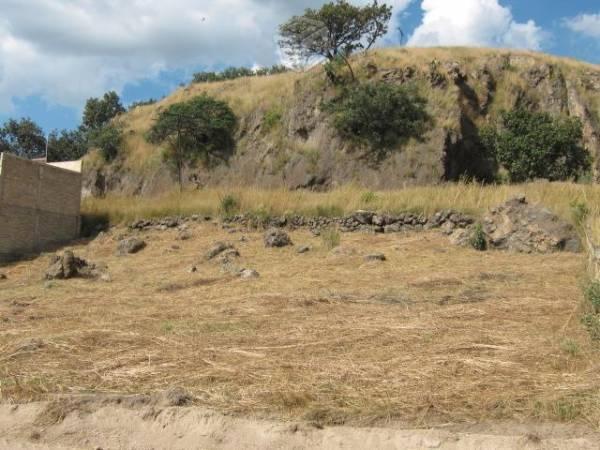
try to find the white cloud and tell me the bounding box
[0,0,412,113]
[407,0,546,50]
[564,13,600,39]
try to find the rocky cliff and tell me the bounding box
[84,48,600,196]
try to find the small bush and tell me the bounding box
[584,281,600,314]
[88,124,123,162]
[321,228,341,250]
[262,108,282,133]
[328,82,430,159]
[469,223,487,251]
[560,339,581,357]
[220,195,240,218]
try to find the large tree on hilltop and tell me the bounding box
[278,0,392,80]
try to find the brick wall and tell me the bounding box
[0,153,82,262]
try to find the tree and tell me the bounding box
[483,109,591,182]
[0,118,46,159]
[278,0,392,80]
[148,95,237,189]
[88,124,123,162]
[328,82,430,159]
[82,91,125,130]
[47,128,88,162]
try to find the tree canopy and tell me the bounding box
[82,91,126,130]
[279,0,392,79]
[148,95,237,189]
[0,118,46,159]
[329,82,430,159]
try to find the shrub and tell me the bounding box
[328,82,429,159]
[483,109,591,182]
[585,281,600,314]
[262,108,282,133]
[220,195,240,218]
[88,124,123,161]
[321,228,341,250]
[192,65,289,84]
[469,223,487,251]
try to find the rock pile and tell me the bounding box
[482,196,581,253]
[45,251,101,280]
[130,215,210,232]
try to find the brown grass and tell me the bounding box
[82,182,600,227]
[1,223,599,428]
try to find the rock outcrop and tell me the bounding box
[482,196,581,253]
[83,49,600,195]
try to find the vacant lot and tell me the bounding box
[1,222,598,430]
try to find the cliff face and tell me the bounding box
[84,48,600,196]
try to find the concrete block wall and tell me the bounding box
[0,153,82,262]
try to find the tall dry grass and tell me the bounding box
[82,182,600,226]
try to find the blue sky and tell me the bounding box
[0,0,598,133]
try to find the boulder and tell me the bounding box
[240,269,260,279]
[45,251,96,280]
[352,210,375,225]
[264,229,292,248]
[205,242,236,260]
[482,196,581,253]
[364,253,387,262]
[117,237,146,256]
[297,245,311,254]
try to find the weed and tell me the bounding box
[470,223,488,251]
[584,281,600,314]
[551,399,581,422]
[262,108,283,133]
[321,228,341,250]
[560,339,581,357]
[581,314,600,341]
[360,191,378,205]
[571,200,590,228]
[220,195,240,218]
[248,205,273,228]
[161,321,175,333]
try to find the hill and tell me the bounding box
[84,47,600,196]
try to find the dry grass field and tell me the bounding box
[2,219,599,429]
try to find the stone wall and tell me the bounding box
[0,153,82,263]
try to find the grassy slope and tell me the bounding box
[96,47,600,179]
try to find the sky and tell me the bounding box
[0,0,598,133]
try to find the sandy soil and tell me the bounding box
[1,398,599,450]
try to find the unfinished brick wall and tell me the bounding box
[0,153,82,262]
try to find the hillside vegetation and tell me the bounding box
[84,47,600,195]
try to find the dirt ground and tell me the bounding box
[1,221,599,448]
